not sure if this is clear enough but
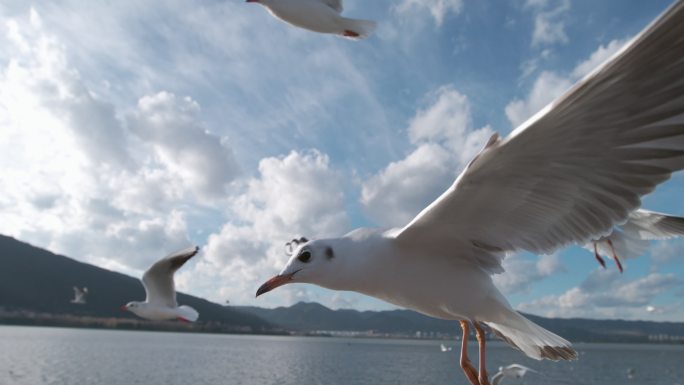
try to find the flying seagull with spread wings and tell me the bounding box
[122,246,200,322]
[70,286,88,305]
[257,2,684,385]
[246,0,376,40]
[491,364,538,385]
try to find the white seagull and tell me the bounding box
[584,209,684,272]
[246,0,377,40]
[122,246,200,323]
[257,2,684,385]
[440,343,453,352]
[70,286,88,305]
[491,364,538,385]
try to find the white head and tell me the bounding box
[256,237,350,297]
[120,301,146,316]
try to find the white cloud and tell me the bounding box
[494,253,565,295]
[408,86,469,146]
[193,150,351,306]
[649,238,684,265]
[0,5,391,310]
[361,86,493,227]
[572,38,629,79]
[394,0,463,27]
[505,71,572,128]
[361,144,453,227]
[1,11,133,170]
[506,38,629,128]
[519,269,684,320]
[128,91,240,199]
[526,0,570,47]
[0,9,238,275]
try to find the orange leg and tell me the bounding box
[473,322,491,385]
[606,239,624,273]
[459,320,480,385]
[593,242,606,268]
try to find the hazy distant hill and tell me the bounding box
[238,302,684,343]
[0,235,272,332]
[1,234,683,343]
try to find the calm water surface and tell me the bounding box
[1,326,683,385]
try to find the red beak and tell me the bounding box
[119,305,127,312]
[256,271,297,297]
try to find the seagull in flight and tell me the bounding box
[70,286,88,305]
[257,2,684,385]
[491,364,538,385]
[122,246,200,323]
[585,209,684,272]
[246,0,376,40]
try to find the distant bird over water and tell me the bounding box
[257,2,684,385]
[440,343,452,352]
[246,0,376,40]
[122,246,200,322]
[70,286,88,305]
[584,209,684,272]
[491,364,537,385]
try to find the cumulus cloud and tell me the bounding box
[2,11,133,170]
[0,4,385,310]
[493,253,565,295]
[0,9,238,275]
[649,239,684,265]
[571,38,630,79]
[505,71,572,128]
[361,144,453,227]
[361,86,493,227]
[193,150,350,306]
[519,269,684,320]
[506,38,630,128]
[394,0,463,27]
[525,0,571,47]
[128,91,240,199]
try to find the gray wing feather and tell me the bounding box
[142,246,199,307]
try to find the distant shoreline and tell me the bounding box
[2,310,682,345]
[0,310,284,336]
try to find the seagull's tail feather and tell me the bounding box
[177,305,199,322]
[485,312,577,361]
[338,18,376,40]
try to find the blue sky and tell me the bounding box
[1,0,683,320]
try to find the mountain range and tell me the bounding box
[1,234,683,343]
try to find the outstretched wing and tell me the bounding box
[395,2,684,273]
[491,372,504,385]
[505,364,536,376]
[142,246,199,307]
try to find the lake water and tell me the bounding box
[1,326,683,385]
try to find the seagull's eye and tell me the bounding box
[298,251,312,263]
